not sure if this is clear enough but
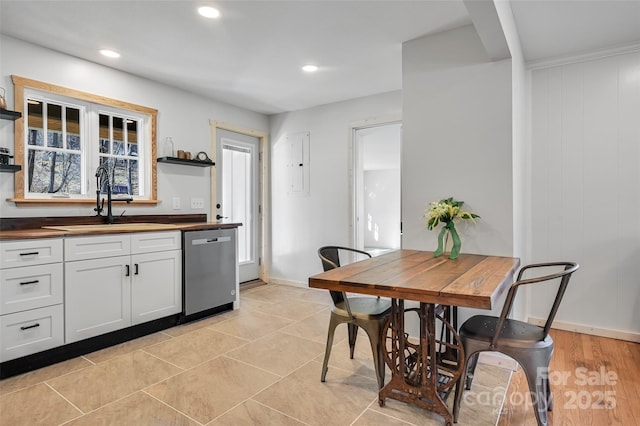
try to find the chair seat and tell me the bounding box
[333,296,391,320]
[460,315,550,345]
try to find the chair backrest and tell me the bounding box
[318,246,372,306]
[492,261,579,348]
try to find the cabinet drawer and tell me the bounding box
[0,263,63,315]
[0,238,63,269]
[131,231,181,254]
[0,304,64,362]
[65,234,131,262]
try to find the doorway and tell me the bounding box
[353,122,402,255]
[215,128,260,283]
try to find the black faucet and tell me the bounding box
[95,164,133,224]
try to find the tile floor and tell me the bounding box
[0,284,511,426]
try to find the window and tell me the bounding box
[25,97,85,195]
[11,76,158,205]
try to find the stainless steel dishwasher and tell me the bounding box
[183,228,237,321]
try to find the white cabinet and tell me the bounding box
[131,250,181,325]
[65,255,131,342]
[0,238,64,362]
[65,231,182,343]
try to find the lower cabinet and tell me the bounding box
[65,232,182,343]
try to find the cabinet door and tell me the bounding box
[65,255,131,343]
[131,250,182,325]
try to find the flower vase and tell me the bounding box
[434,222,462,259]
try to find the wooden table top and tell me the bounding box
[309,250,521,309]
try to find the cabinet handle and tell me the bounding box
[125,264,130,277]
[20,280,40,286]
[134,263,139,275]
[20,323,40,331]
[19,252,39,257]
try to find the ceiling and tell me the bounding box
[1,1,639,115]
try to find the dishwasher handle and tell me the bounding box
[191,236,232,246]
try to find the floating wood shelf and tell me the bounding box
[0,164,21,173]
[157,157,214,167]
[0,109,22,121]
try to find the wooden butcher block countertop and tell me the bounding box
[0,214,241,240]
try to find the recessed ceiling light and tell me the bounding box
[198,6,220,18]
[100,49,120,58]
[302,64,318,73]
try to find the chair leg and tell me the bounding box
[545,376,553,411]
[348,323,358,359]
[321,314,342,383]
[360,319,386,389]
[453,350,477,423]
[520,362,550,426]
[465,352,480,390]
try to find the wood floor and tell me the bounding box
[497,329,640,425]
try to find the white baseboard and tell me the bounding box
[268,277,308,288]
[528,317,640,343]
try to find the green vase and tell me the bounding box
[434,222,462,259]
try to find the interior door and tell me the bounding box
[353,122,402,255]
[216,129,259,283]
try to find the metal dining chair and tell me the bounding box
[317,246,391,389]
[452,261,579,426]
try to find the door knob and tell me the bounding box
[216,214,228,220]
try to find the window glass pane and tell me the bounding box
[66,107,81,151]
[99,114,110,153]
[112,158,139,196]
[127,120,138,156]
[99,139,109,154]
[27,150,81,194]
[113,116,125,155]
[130,159,139,195]
[27,100,44,146]
[47,132,62,149]
[28,129,43,147]
[47,103,62,148]
[68,134,81,151]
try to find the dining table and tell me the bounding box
[308,249,520,426]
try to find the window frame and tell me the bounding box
[10,75,158,206]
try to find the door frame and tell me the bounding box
[349,114,402,250]
[209,120,270,283]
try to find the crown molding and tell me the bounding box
[527,42,640,70]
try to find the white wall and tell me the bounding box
[268,92,402,285]
[529,51,640,340]
[402,25,514,323]
[495,0,528,321]
[402,25,514,257]
[0,36,268,219]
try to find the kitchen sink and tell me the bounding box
[42,223,180,232]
